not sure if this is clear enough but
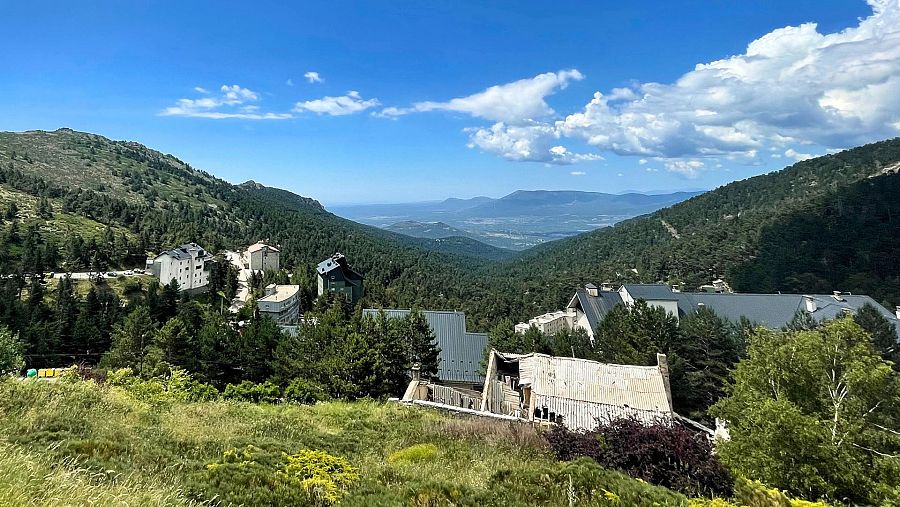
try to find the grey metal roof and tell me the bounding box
[567,284,900,338]
[676,292,900,336]
[362,308,488,383]
[156,243,210,261]
[568,288,623,334]
[622,284,679,301]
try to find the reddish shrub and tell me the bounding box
[545,418,732,498]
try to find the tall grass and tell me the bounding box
[0,379,696,505]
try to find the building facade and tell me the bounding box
[247,242,279,272]
[257,284,301,325]
[317,253,364,305]
[519,283,900,342]
[148,243,213,292]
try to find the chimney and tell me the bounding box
[803,295,817,313]
[585,283,599,297]
[657,353,673,413]
[896,306,900,320]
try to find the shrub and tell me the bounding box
[283,378,330,405]
[279,449,359,505]
[106,367,219,403]
[387,443,439,464]
[545,418,733,498]
[223,380,282,403]
[733,478,829,507]
[201,445,358,506]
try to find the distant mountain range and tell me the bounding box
[331,190,703,250]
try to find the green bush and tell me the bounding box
[223,380,282,403]
[200,445,358,506]
[106,367,219,403]
[284,378,330,405]
[387,443,439,464]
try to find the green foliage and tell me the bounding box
[283,378,330,405]
[387,443,439,464]
[0,326,23,376]
[279,449,359,505]
[106,366,219,403]
[712,318,900,504]
[223,380,282,403]
[854,302,900,370]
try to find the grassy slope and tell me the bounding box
[0,378,691,506]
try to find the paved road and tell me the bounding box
[46,269,147,281]
[224,250,251,313]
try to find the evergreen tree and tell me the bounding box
[103,306,155,375]
[854,303,899,370]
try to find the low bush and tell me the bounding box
[104,367,219,403]
[388,443,439,464]
[284,378,330,405]
[201,445,358,506]
[545,418,733,498]
[223,380,282,403]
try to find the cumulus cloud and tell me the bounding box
[160,85,292,120]
[570,171,586,176]
[293,91,379,116]
[379,69,583,123]
[304,71,323,83]
[466,121,601,165]
[402,1,900,173]
[785,148,814,161]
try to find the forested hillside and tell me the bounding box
[0,129,506,314]
[1,129,898,330]
[484,138,900,319]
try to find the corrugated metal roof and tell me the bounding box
[568,284,900,338]
[362,309,488,383]
[568,288,623,333]
[511,353,671,413]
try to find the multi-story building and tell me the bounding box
[317,253,364,305]
[247,242,280,272]
[519,283,900,343]
[148,243,214,293]
[257,284,301,325]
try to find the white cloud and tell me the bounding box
[160,84,292,120]
[413,2,900,174]
[286,78,294,87]
[664,159,705,178]
[570,171,586,176]
[785,148,814,161]
[304,71,323,83]
[379,69,583,123]
[466,122,601,165]
[293,90,379,116]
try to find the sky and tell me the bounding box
[2,1,899,205]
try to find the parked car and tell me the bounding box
[123,270,134,276]
[133,268,145,274]
[106,271,119,278]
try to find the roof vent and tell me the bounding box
[895,306,900,320]
[832,291,845,301]
[697,302,705,307]
[803,295,817,313]
[600,282,614,292]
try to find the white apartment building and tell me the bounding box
[148,243,213,292]
[514,309,576,335]
[247,242,280,272]
[257,284,301,325]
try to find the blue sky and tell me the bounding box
[2,1,898,205]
